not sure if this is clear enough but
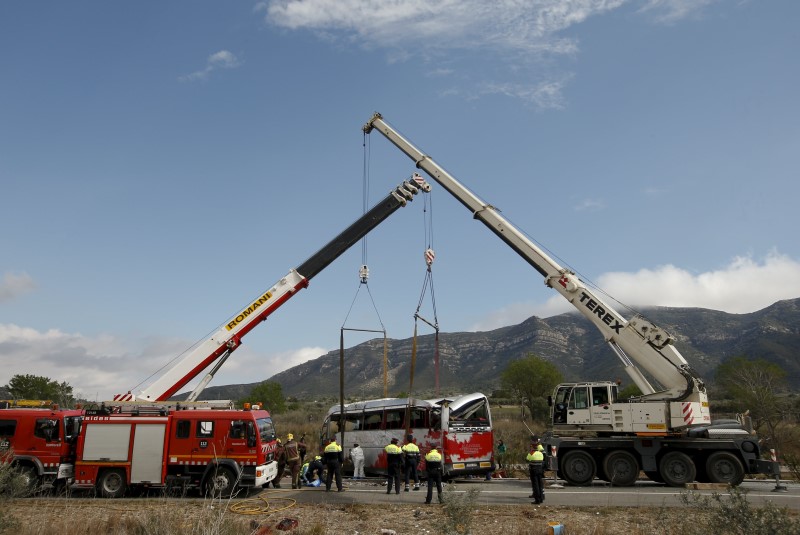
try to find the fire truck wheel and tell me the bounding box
[97,469,127,499]
[658,451,696,488]
[205,466,237,498]
[705,452,745,486]
[17,466,39,496]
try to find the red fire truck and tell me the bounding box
[0,406,83,493]
[70,404,276,498]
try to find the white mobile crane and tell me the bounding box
[363,112,779,487]
[113,176,430,403]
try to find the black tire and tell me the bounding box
[205,466,238,498]
[51,479,70,497]
[16,466,39,497]
[705,452,745,486]
[97,469,127,498]
[659,451,696,487]
[560,450,596,486]
[602,450,639,487]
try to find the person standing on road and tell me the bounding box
[527,436,545,504]
[424,447,444,504]
[284,433,304,489]
[496,439,507,470]
[385,437,403,494]
[349,443,365,480]
[324,438,344,492]
[270,438,286,488]
[402,434,421,491]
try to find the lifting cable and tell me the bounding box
[410,173,441,406]
[337,133,390,446]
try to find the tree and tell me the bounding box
[500,354,563,422]
[246,381,286,414]
[6,374,74,407]
[715,356,789,448]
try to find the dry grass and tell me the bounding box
[0,496,703,535]
[2,489,798,535]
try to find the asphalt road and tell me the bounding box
[267,476,799,510]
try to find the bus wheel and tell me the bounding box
[206,466,237,498]
[659,451,696,487]
[602,450,639,487]
[705,452,744,486]
[560,450,596,486]
[97,469,127,498]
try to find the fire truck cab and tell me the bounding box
[0,406,83,493]
[72,405,278,498]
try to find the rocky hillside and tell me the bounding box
[194,298,800,401]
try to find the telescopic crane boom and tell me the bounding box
[363,112,709,431]
[114,176,431,403]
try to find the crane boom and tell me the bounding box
[363,113,706,406]
[115,176,431,403]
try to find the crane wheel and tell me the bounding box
[705,452,745,486]
[659,451,696,487]
[602,450,639,487]
[560,450,596,486]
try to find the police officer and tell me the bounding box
[424,447,444,504]
[384,437,403,494]
[324,438,344,492]
[526,435,545,504]
[402,434,421,491]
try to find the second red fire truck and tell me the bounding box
[71,404,277,498]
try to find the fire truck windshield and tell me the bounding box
[256,417,276,443]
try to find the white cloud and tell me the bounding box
[0,320,328,402]
[471,251,800,330]
[639,0,720,25]
[264,0,629,107]
[573,198,605,211]
[180,50,242,82]
[266,0,623,51]
[0,272,36,303]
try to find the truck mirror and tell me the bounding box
[547,396,553,407]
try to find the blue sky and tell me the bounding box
[1,1,798,401]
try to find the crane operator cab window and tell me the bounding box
[568,387,589,410]
[591,386,609,406]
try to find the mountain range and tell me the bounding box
[194,298,800,401]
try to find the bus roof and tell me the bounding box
[326,397,435,416]
[325,392,488,416]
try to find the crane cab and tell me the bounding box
[549,382,618,432]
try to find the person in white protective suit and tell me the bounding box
[349,443,365,479]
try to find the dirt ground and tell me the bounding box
[1,495,691,535]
